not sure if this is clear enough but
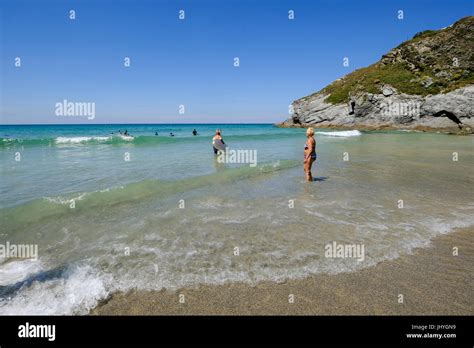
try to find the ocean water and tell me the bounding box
[0,124,473,314]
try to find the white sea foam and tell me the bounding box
[117,135,134,141]
[44,192,88,205]
[55,136,110,144]
[317,130,362,137]
[0,260,45,286]
[43,186,124,205]
[1,209,472,315]
[0,265,112,315]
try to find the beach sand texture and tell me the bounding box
[92,227,473,315]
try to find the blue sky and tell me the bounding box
[1,0,472,124]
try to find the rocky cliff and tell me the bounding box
[279,16,474,134]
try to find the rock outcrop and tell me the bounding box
[279,16,474,134]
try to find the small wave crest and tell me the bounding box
[1,159,298,229]
[55,136,111,144]
[317,130,362,137]
[1,130,360,148]
[0,260,45,286]
[0,264,111,315]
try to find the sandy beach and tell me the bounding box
[2,125,472,315]
[91,227,474,315]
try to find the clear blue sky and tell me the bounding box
[1,0,472,124]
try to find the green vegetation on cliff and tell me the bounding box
[311,16,474,105]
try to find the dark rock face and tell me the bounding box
[279,85,474,134]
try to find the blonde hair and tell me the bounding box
[306,127,315,137]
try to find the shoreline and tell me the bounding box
[91,227,474,315]
[274,122,473,135]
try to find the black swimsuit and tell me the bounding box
[305,142,317,160]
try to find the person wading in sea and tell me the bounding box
[304,127,317,182]
[212,129,225,155]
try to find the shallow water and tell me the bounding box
[0,124,473,314]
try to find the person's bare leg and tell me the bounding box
[307,159,314,182]
[304,161,310,181]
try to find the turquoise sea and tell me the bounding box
[0,124,473,314]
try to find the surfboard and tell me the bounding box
[213,138,227,152]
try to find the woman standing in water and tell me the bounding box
[304,127,316,182]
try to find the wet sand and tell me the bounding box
[91,227,474,315]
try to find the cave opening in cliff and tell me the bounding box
[434,110,463,128]
[349,101,355,115]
